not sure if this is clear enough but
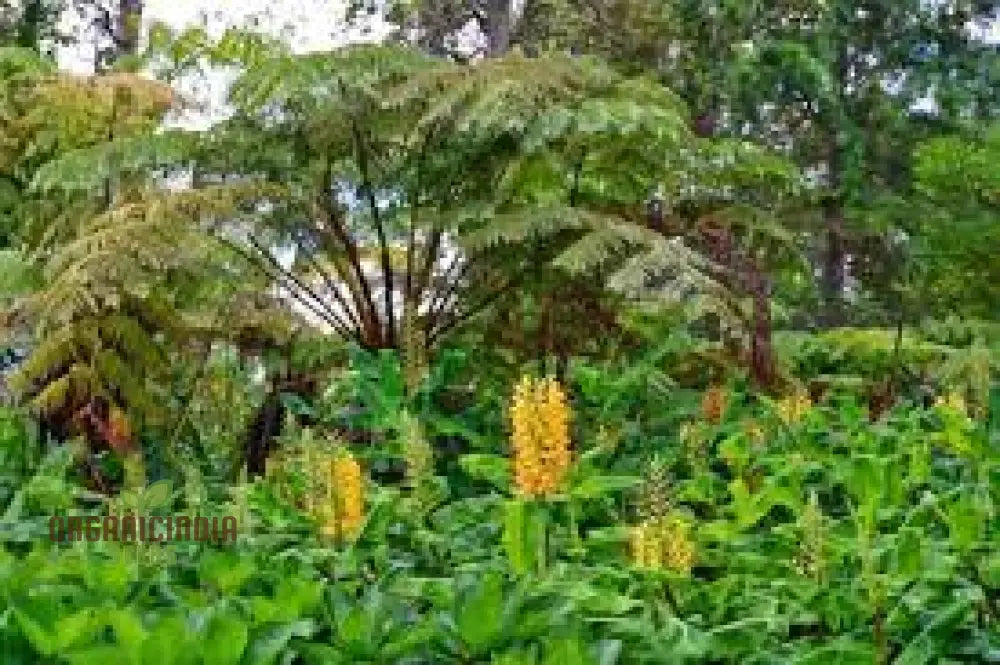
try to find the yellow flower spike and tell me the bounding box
[777,390,812,425]
[661,513,696,575]
[511,375,542,496]
[629,522,650,569]
[329,450,365,541]
[629,514,696,575]
[509,375,572,498]
[538,377,572,491]
[630,520,660,571]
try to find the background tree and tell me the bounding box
[1,0,65,52]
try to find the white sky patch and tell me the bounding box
[56,0,394,128]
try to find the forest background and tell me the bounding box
[0,1,999,663]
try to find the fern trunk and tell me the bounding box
[749,268,775,390]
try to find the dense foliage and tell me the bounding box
[1,2,999,663]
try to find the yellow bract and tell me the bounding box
[267,439,365,543]
[321,452,365,541]
[630,514,696,575]
[935,391,967,416]
[509,375,572,498]
[777,390,812,425]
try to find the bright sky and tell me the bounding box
[57,0,391,72]
[55,0,395,128]
[55,1,1000,76]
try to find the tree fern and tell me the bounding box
[23,41,800,378]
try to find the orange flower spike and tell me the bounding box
[509,375,573,497]
[537,377,572,494]
[511,375,542,496]
[701,386,728,425]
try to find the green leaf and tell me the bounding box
[107,609,146,664]
[459,454,511,492]
[246,620,316,665]
[53,609,97,652]
[65,646,134,665]
[944,495,983,553]
[141,615,194,665]
[503,498,530,575]
[12,609,55,657]
[198,552,255,594]
[202,614,249,665]
[792,638,878,664]
[543,636,597,665]
[569,475,640,500]
[457,573,505,654]
[894,598,973,665]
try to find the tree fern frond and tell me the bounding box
[459,205,615,251]
[230,44,436,113]
[522,97,690,154]
[0,47,56,81]
[552,223,653,275]
[0,249,42,298]
[394,52,617,142]
[7,327,80,393]
[28,372,72,416]
[607,235,719,300]
[31,130,197,194]
[92,348,158,414]
[44,182,282,280]
[27,364,100,416]
[96,314,168,367]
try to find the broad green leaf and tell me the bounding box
[202,614,249,665]
[459,454,511,492]
[457,573,505,654]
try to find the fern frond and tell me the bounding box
[31,130,197,194]
[394,52,617,141]
[230,44,436,113]
[460,205,614,251]
[27,364,99,415]
[607,235,719,300]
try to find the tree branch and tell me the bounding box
[295,225,364,331]
[427,262,529,346]
[314,159,382,346]
[212,230,356,341]
[339,76,396,347]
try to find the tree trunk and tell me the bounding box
[15,0,43,50]
[117,0,143,56]
[697,218,776,389]
[485,0,511,57]
[822,46,849,328]
[749,269,775,390]
[822,196,846,327]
